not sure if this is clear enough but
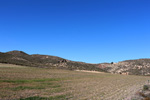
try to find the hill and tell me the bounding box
[100,59,150,75]
[1,50,150,75]
[0,50,104,72]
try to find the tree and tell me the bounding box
[111,62,114,64]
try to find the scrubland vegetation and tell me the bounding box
[0,63,150,100]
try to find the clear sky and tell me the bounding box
[0,0,150,63]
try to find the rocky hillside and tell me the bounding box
[0,50,104,72]
[99,59,150,75]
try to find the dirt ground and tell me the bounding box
[0,63,149,100]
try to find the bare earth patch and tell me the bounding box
[75,70,104,73]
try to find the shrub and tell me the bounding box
[143,85,149,90]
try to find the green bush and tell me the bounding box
[143,85,149,90]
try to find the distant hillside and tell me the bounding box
[0,50,105,72]
[1,50,150,75]
[99,59,150,75]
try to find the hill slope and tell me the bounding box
[99,59,150,75]
[1,50,150,75]
[0,50,104,71]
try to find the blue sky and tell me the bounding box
[0,0,150,63]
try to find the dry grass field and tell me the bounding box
[0,63,149,100]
